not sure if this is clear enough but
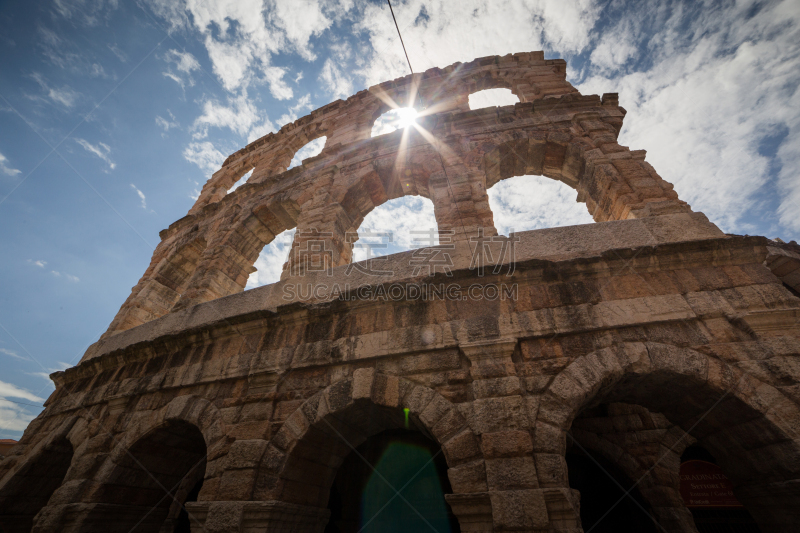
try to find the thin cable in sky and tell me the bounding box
[387,0,414,74]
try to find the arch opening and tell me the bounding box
[229,168,253,192]
[542,346,800,532]
[85,419,207,533]
[371,107,418,137]
[486,174,593,236]
[0,437,74,533]
[325,429,458,533]
[679,445,761,533]
[289,137,326,170]
[350,196,439,263]
[565,447,658,532]
[246,228,296,288]
[468,88,519,110]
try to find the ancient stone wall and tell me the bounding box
[1,52,799,533]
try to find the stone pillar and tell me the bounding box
[174,243,257,310]
[429,159,497,243]
[578,145,691,221]
[282,203,354,279]
[185,501,330,533]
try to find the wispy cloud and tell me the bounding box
[28,258,79,282]
[264,66,293,100]
[52,0,118,26]
[488,175,594,236]
[130,183,147,210]
[319,58,353,101]
[247,229,296,289]
[183,141,226,176]
[0,153,21,177]
[29,72,80,108]
[75,138,115,170]
[162,49,200,90]
[155,110,180,136]
[0,380,44,403]
[192,90,269,139]
[51,270,80,283]
[0,379,43,432]
[108,42,127,62]
[0,348,26,361]
[277,93,314,128]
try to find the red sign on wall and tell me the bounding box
[680,460,743,508]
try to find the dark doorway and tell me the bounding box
[680,446,761,533]
[566,450,658,533]
[85,420,207,533]
[0,437,74,533]
[325,429,459,533]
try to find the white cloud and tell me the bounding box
[130,183,147,209]
[75,138,115,170]
[488,175,594,236]
[166,48,200,74]
[29,72,80,108]
[248,118,278,143]
[108,42,127,62]
[246,228,296,288]
[277,93,314,128]
[353,0,600,86]
[50,270,80,283]
[589,18,638,73]
[577,0,800,233]
[192,91,265,139]
[145,0,352,93]
[155,110,179,135]
[0,397,39,433]
[0,380,44,403]
[0,153,21,176]
[183,141,226,176]
[0,348,25,361]
[288,137,325,169]
[352,196,439,262]
[468,89,520,110]
[319,58,353,100]
[264,66,294,100]
[162,48,201,89]
[52,0,118,26]
[269,0,332,60]
[27,259,47,268]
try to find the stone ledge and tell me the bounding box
[76,213,727,366]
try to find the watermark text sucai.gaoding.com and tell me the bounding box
[282,282,518,302]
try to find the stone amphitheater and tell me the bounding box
[1,51,799,533]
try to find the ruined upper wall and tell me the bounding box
[99,51,695,341]
[189,51,577,214]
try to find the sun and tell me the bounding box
[394,106,418,129]
[371,107,419,136]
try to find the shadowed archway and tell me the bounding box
[83,419,207,533]
[0,437,73,533]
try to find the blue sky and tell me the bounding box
[0,0,798,438]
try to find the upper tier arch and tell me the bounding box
[101,51,697,339]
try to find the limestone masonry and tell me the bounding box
[1,51,799,533]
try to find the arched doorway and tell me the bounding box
[0,437,73,533]
[566,444,659,532]
[535,344,800,531]
[84,419,207,532]
[680,445,761,532]
[325,429,458,533]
